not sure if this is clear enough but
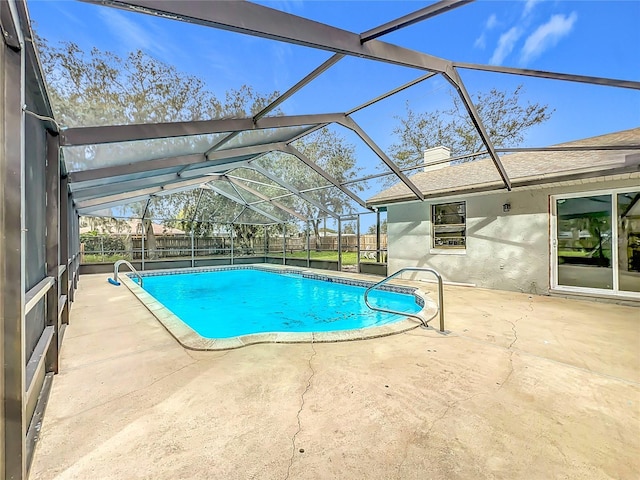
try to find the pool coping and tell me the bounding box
[118,264,439,351]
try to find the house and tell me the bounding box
[367,128,640,300]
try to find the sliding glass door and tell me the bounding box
[552,189,640,296]
[617,191,640,293]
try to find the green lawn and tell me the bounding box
[82,253,132,263]
[282,250,384,265]
[81,250,386,266]
[558,249,611,259]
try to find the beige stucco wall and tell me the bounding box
[386,176,640,294]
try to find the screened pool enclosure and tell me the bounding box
[2,0,639,479]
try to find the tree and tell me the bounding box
[366,219,387,235]
[343,224,355,235]
[79,215,130,235]
[38,39,280,173]
[38,40,286,240]
[39,40,362,246]
[38,40,279,127]
[389,85,553,177]
[258,127,363,249]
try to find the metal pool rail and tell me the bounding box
[364,267,445,332]
[110,260,143,287]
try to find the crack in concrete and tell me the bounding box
[498,297,528,390]
[497,319,519,390]
[425,391,487,436]
[506,319,519,349]
[498,350,515,391]
[453,332,640,386]
[425,403,454,437]
[397,390,487,475]
[547,436,570,464]
[396,437,411,476]
[284,341,317,480]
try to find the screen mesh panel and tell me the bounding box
[24,88,48,362]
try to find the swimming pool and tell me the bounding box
[121,266,434,350]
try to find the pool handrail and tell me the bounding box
[364,267,445,332]
[112,260,143,287]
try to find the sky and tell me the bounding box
[27,0,640,225]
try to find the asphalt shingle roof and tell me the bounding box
[368,127,640,206]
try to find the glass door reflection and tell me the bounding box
[617,191,640,293]
[556,195,613,290]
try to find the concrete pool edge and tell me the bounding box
[118,265,438,351]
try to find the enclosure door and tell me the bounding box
[551,189,640,297]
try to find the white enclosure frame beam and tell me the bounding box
[253,53,345,122]
[339,116,425,199]
[224,176,307,222]
[247,164,339,219]
[86,0,638,92]
[64,0,638,204]
[360,0,474,43]
[205,184,284,224]
[454,62,640,91]
[282,144,369,208]
[68,153,204,183]
[443,68,511,189]
[72,172,191,200]
[346,72,437,115]
[60,113,343,147]
[75,177,208,211]
[88,0,452,72]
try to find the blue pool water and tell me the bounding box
[137,269,421,338]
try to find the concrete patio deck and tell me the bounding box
[31,272,639,480]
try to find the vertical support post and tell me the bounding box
[356,214,361,273]
[264,225,268,261]
[140,198,152,271]
[437,273,445,333]
[59,176,69,325]
[73,214,80,288]
[230,224,234,265]
[45,132,60,374]
[376,210,381,263]
[190,188,203,268]
[141,221,145,271]
[337,216,342,271]
[66,200,75,305]
[306,220,310,268]
[282,224,286,266]
[190,228,195,268]
[73,212,79,290]
[1,9,27,476]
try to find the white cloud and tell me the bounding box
[523,0,542,18]
[98,8,176,62]
[474,14,497,50]
[100,9,152,50]
[520,12,578,64]
[486,14,498,29]
[489,27,523,65]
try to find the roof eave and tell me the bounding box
[367,163,640,207]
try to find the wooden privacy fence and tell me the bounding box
[131,236,234,258]
[82,233,388,259]
[281,234,387,252]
